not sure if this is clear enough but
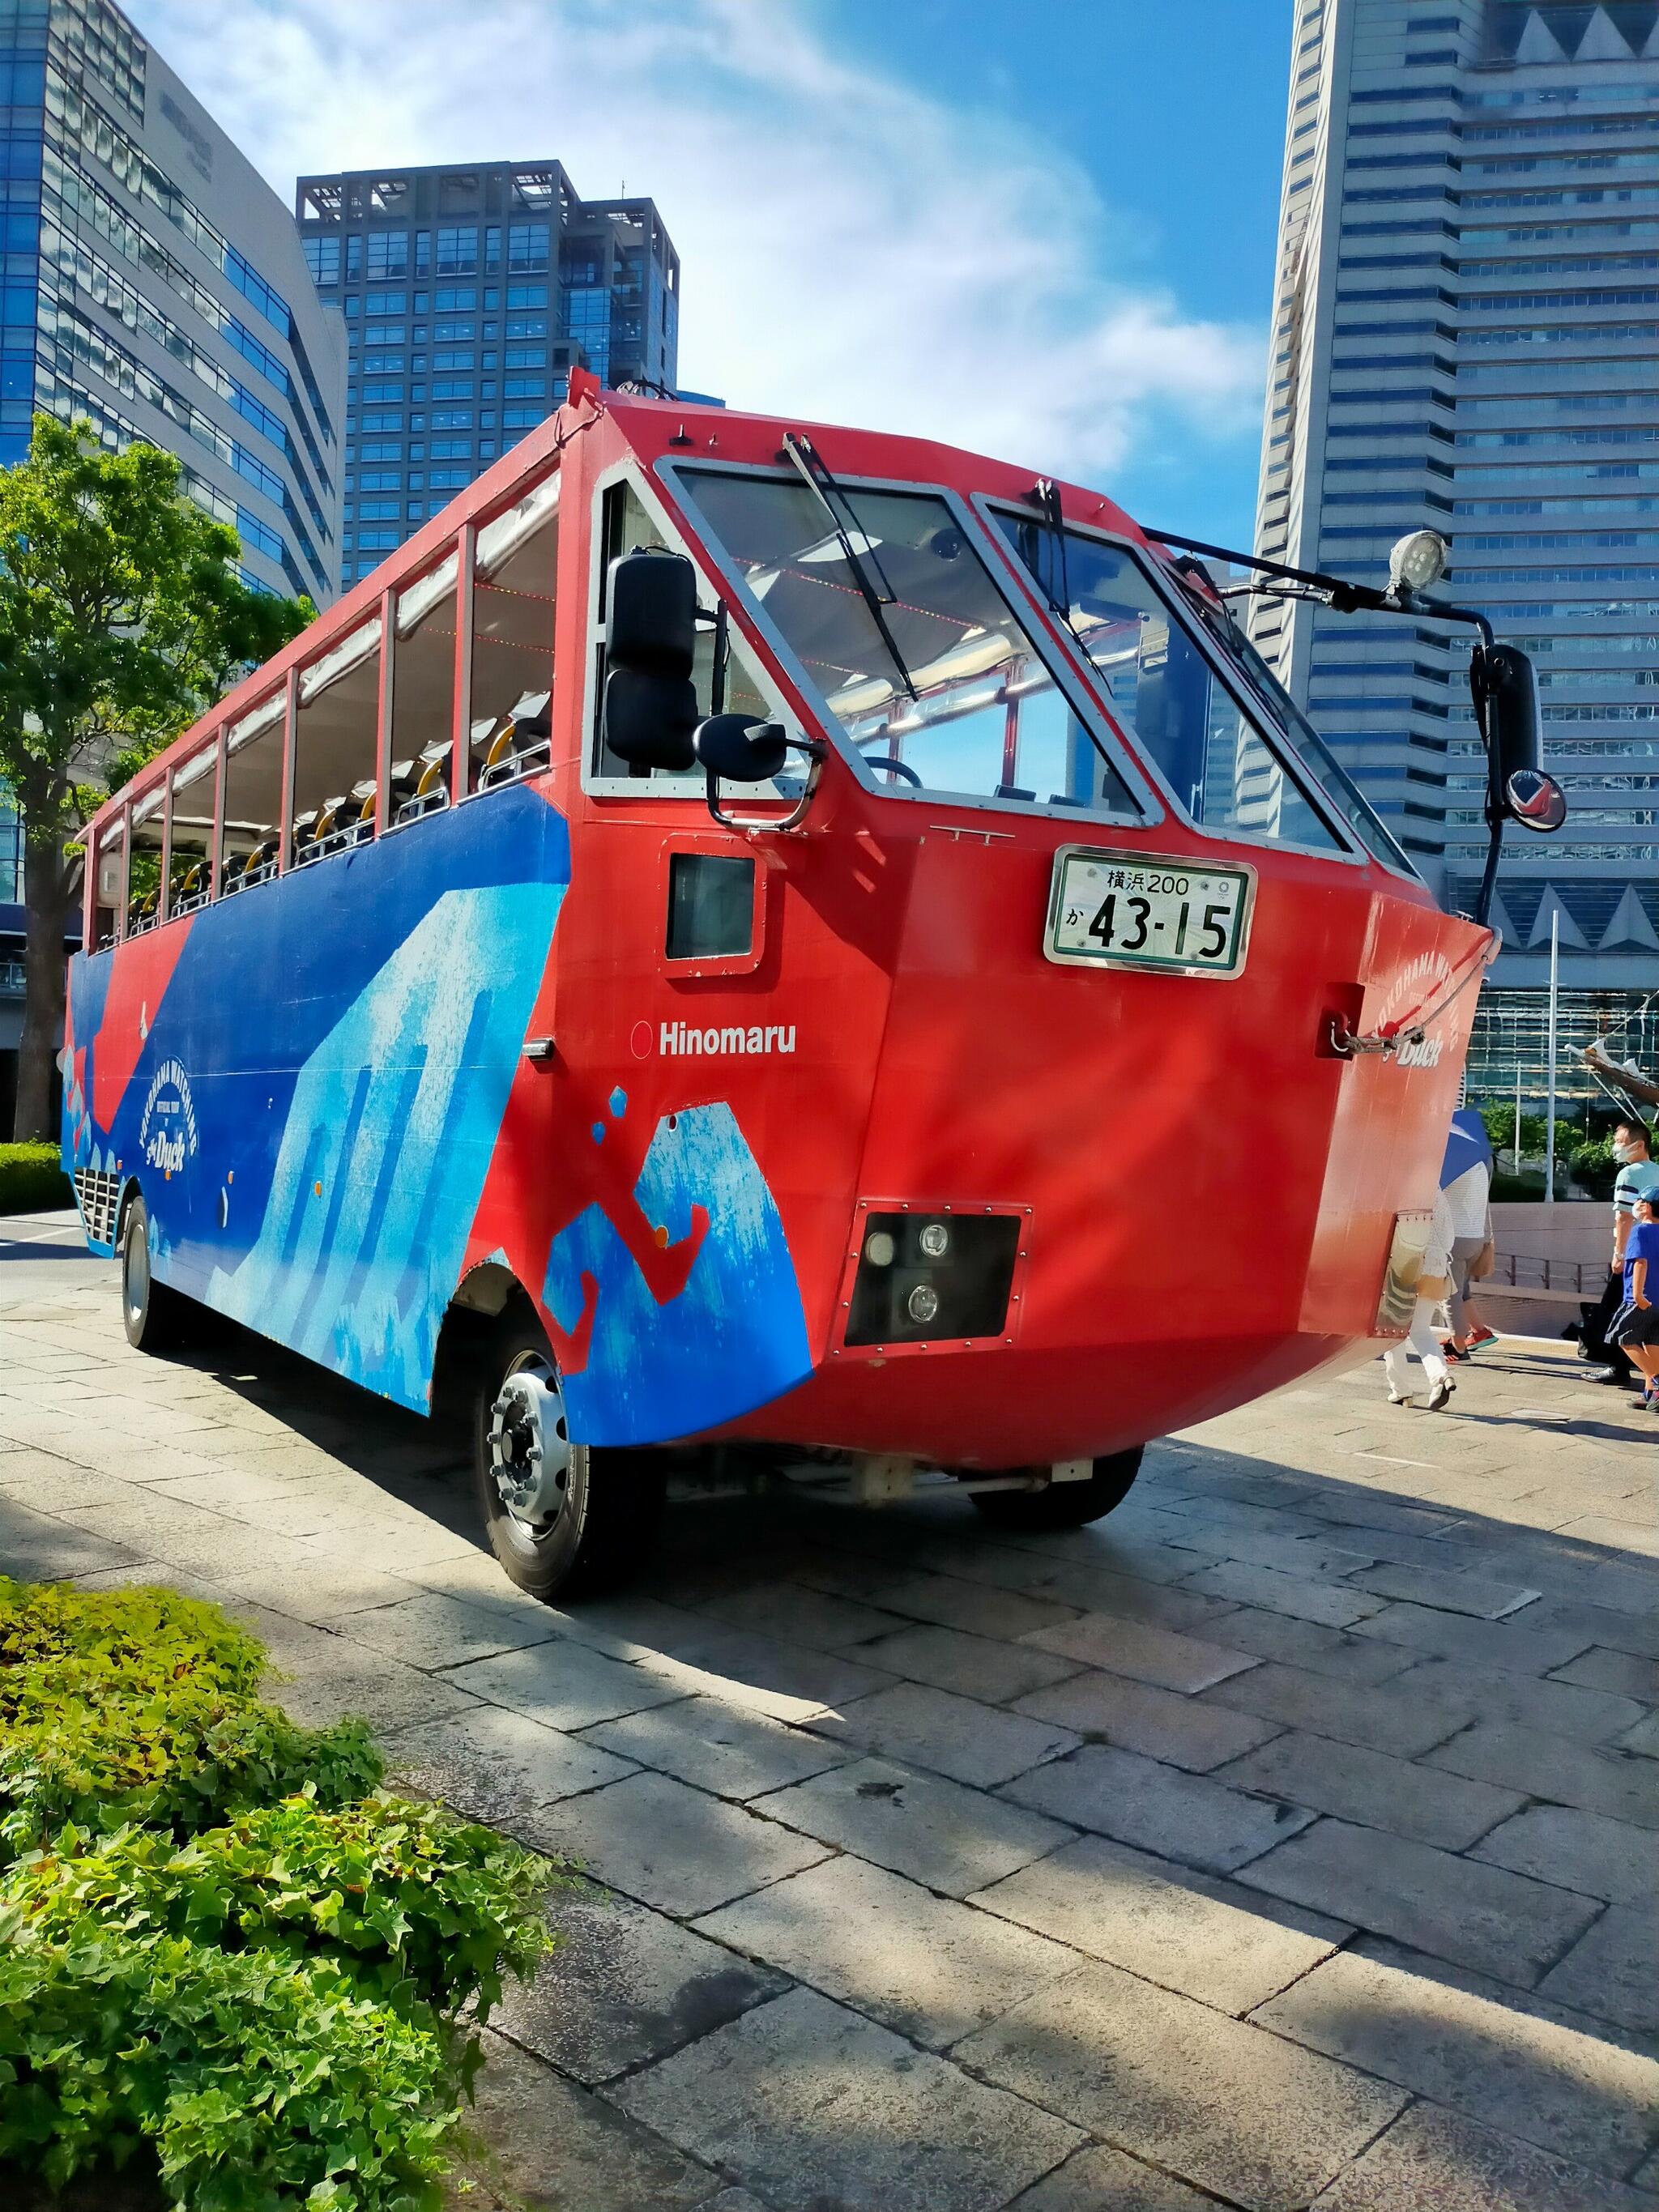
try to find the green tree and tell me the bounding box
[0,416,310,1140]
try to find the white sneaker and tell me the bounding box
[1422,1376,1454,1412]
[1387,1389,1413,1406]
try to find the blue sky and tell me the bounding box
[135,0,1292,548]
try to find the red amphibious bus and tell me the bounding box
[64,372,1541,1599]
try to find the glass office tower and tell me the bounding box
[0,0,346,1124]
[0,0,345,603]
[1255,0,1658,1097]
[295,163,680,593]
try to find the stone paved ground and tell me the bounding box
[2,1215,1657,2212]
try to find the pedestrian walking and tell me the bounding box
[1610,1191,1659,1409]
[1384,1187,1457,1412]
[1439,1108,1497,1357]
[1583,1119,1659,1386]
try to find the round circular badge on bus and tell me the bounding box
[630,1021,655,1060]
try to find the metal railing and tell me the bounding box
[1491,1251,1601,1297]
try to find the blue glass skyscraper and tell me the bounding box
[295,162,680,595]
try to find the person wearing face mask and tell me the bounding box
[1584,1120,1659,1385]
[1610,1191,1659,1409]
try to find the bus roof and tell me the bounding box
[86,369,1149,841]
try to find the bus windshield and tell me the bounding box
[997,513,1418,876]
[674,467,1143,819]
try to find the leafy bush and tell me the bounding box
[0,1579,556,2211]
[0,1143,70,1213]
[0,1578,380,1860]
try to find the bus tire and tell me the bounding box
[970,1445,1144,1532]
[473,1311,666,1601]
[120,1194,197,1354]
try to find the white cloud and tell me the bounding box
[131,0,1264,484]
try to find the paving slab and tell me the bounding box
[1427,1718,1659,1829]
[385,1704,637,1822]
[1213,1728,1525,1850]
[518,1770,831,1919]
[493,1888,789,2086]
[1618,1711,1659,1757]
[805,1679,1081,1789]
[1255,1945,1659,2177]
[1201,1658,1474,1758]
[999,1742,1314,1874]
[610,1986,1081,2212]
[1383,1653,1648,1745]
[580,1693,853,1801]
[865,1568,1084,1640]
[1011,1664,1284,1771]
[1521,1596,1659,1664]
[1022,1611,1259,1693]
[0,1495,143,1580]
[446,1636,689,1732]
[688,1580,911,1652]
[1310,2100,1659,2212]
[854,1622,1082,1704]
[264,1652,488,1733]
[969,1831,1342,2014]
[956,1956,1406,2212]
[753,1755,1073,1895]
[1016,1559,1247,1635]
[1537,1902,1659,2037]
[1175,1558,1388,1628]
[1235,1816,1601,1986]
[695,1852,1080,2050]
[1550,1644,1659,1704]
[1352,1600,1598,1677]
[450,2026,720,2210]
[1197,1600,1423,1683]
[1471,1802,1659,1906]
[1005,2144,1223,2211]
[1347,1562,1543,1619]
[639,1626,898,1717]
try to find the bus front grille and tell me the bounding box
[75,1167,122,1247]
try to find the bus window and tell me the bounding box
[591,478,778,791]
[674,469,1143,819]
[168,748,215,917]
[295,618,382,859]
[127,790,164,935]
[390,550,459,824]
[470,474,558,793]
[92,819,126,950]
[221,693,285,894]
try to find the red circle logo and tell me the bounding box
[629,1020,655,1060]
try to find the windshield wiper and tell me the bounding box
[782,432,918,701]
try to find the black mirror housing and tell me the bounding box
[1482,643,1541,782]
[694,713,789,784]
[603,667,698,769]
[607,548,697,678]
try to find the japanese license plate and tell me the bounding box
[1045,846,1254,978]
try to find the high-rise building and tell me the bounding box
[294,162,680,593]
[0,0,347,1126]
[0,0,346,603]
[1255,0,1658,1095]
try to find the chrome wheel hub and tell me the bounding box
[488,1358,570,1527]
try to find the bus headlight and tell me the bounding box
[919,1220,950,1259]
[907,1283,940,1324]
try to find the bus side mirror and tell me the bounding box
[694,713,789,783]
[603,548,700,768]
[1478,643,1540,781]
[603,667,698,770]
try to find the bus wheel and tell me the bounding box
[970,1445,1144,1532]
[120,1194,196,1354]
[472,1313,665,1601]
